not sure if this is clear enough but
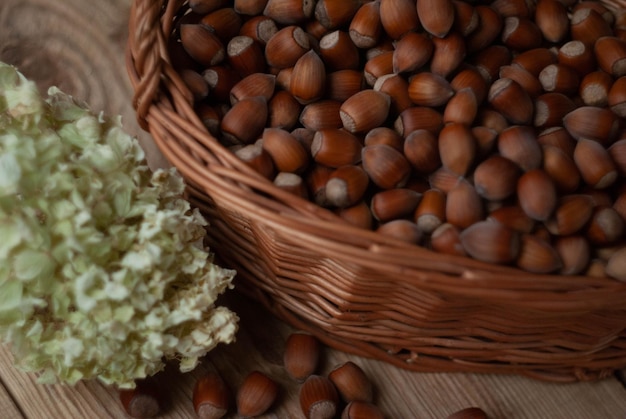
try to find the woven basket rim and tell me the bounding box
[126,0,626,382]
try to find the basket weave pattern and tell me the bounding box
[127,0,626,382]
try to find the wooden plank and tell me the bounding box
[0,379,24,419]
[0,348,121,418]
[0,0,169,171]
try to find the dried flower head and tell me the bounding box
[0,62,238,388]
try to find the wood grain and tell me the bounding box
[0,0,169,170]
[1,1,626,418]
[0,381,23,419]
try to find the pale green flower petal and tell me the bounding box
[0,280,23,312]
[0,221,22,259]
[104,281,130,301]
[14,250,55,281]
[0,153,21,195]
[62,337,84,365]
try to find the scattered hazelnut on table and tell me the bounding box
[193,371,231,419]
[119,380,162,418]
[236,370,280,417]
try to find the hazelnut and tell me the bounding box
[299,375,339,419]
[460,220,521,265]
[328,361,373,403]
[193,371,231,419]
[341,401,385,419]
[119,380,161,418]
[284,332,321,382]
[236,371,279,417]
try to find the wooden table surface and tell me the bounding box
[2,1,626,418]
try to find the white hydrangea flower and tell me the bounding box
[0,62,238,388]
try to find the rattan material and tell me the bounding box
[127,0,626,382]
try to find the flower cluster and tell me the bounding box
[0,62,238,388]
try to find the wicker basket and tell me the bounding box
[127,0,626,382]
